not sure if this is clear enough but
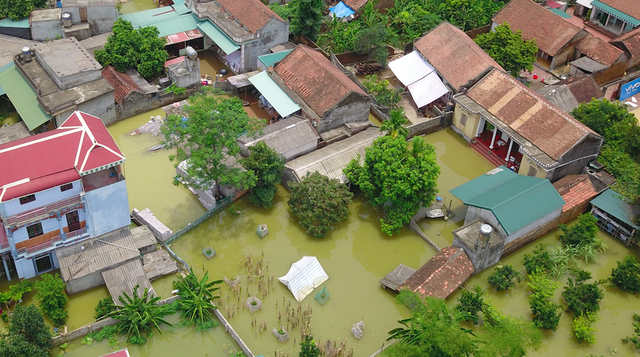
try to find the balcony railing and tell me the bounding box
[5,195,83,228]
[16,227,88,256]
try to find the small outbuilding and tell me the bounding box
[237,116,319,161]
[279,256,329,302]
[591,188,640,243]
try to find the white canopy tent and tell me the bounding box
[279,256,329,302]
[388,51,448,108]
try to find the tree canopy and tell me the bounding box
[475,23,538,77]
[95,19,168,78]
[289,0,325,41]
[345,135,440,235]
[241,141,285,208]
[487,265,523,291]
[0,305,52,357]
[363,75,402,108]
[610,256,640,294]
[161,89,262,193]
[288,172,353,237]
[34,273,68,327]
[380,109,409,138]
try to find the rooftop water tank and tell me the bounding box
[185,46,197,61]
[479,224,492,244]
[62,12,72,28]
[21,47,32,62]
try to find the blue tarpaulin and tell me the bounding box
[329,1,355,18]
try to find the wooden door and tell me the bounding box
[79,7,88,22]
[66,211,81,232]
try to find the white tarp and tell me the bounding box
[278,256,329,302]
[407,72,449,108]
[576,0,592,8]
[388,51,434,86]
[388,51,448,108]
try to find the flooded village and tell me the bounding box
[1,0,640,356]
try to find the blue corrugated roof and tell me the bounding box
[197,20,239,54]
[0,17,29,28]
[451,166,565,235]
[550,8,571,18]
[249,71,300,117]
[591,189,640,230]
[118,8,198,37]
[258,50,292,68]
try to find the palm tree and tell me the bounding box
[381,109,409,138]
[109,285,171,345]
[174,269,223,330]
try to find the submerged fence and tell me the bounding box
[165,196,233,245]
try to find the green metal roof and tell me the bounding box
[118,9,198,37]
[0,63,50,131]
[550,8,571,19]
[591,0,640,26]
[248,71,300,117]
[196,20,240,54]
[0,17,29,28]
[450,166,565,235]
[0,61,14,96]
[258,50,293,68]
[591,189,640,230]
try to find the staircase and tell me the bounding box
[469,140,505,168]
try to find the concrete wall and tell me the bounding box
[519,157,549,179]
[84,180,130,237]
[214,307,255,357]
[31,11,63,41]
[452,104,481,142]
[453,235,504,273]
[61,5,117,35]
[319,92,371,133]
[1,180,82,218]
[116,85,200,121]
[406,112,453,138]
[168,59,200,88]
[65,269,105,295]
[240,17,288,72]
[56,92,117,127]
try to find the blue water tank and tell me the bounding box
[56,0,61,7]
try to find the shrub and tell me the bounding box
[562,270,603,316]
[94,296,116,320]
[572,312,599,344]
[363,75,402,107]
[174,269,222,331]
[523,244,553,275]
[456,286,484,324]
[0,305,52,357]
[610,256,640,294]
[299,334,321,357]
[34,273,68,327]
[559,213,599,248]
[527,272,561,330]
[487,265,523,291]
[622,313,640,350]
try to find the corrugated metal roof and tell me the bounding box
[258,50,292,68]
[591,189,640,229]
[592,0,640,26]
[118,10,199,38]
[196,20,239,54]
[278,256,329,302]
[249,71,300,117]
[450,166,565,235]
[0,63,50,131]
[0,17,29,28]
[238,116,318,156]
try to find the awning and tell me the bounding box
[577,0,593,8]
[388,51,435,86]
[248,71,300,117]
[329,1,355,18]
[278,256,329,302]
[172,3,191,15]
[407,72,449,108]
[0,63,50,130]
[546,0,562,8]
[591,0,640,26]
[165,29,202,45]
[197,21,240,54]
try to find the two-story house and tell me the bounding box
[0,111,129,280]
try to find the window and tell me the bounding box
[19,194,35,205]
[459,112,468,127]
[527,164,538,177]
[27,223,43,239]
[60,183,73,192]
[35,254,53,273]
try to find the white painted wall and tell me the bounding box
[85,180,129,237]
[12,218,60,245]
[1,180,82,218]
[15,251,60,279]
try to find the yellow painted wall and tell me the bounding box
[453,104,481,140]
[519,158,548,179]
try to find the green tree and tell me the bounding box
[487,265,523,291]
[523,243,554,275]
[0,0,33,21]
[355,26,390,66]
[268,2,294,20]
[363,75,402,108]
[316,19,361,54]
[174,269,222,331]
[386,0,442,45]
[161,88,262,193]
[425,0,505,32]
[289,0,325,41]
[109,285,172,345]
[95,19,168,78]
[380,109,409,138]
[94,296,116,320]
[345,136,440,235]
[622,313,640,350]
[562,270,603,317]
[0,280,33,313]
[0,305,52,357]
[527,271,562,330]
[559,213,599,248]
[299,334,321,357]
[288,172,353,237]
[610,256,640,294]
[456,286,484,324]
[474,23,537,77]
[34,273,68,327]
[572,312,599,344]
[240,141,285,208]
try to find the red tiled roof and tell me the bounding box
[611,27,640,58]
[217,0,283,34]
[401,247,474,300]
[414,22,504,91]
[563,76,605,103]
[466,69,596,161]
[343,0,368,10]
[0,111,125,202]
[553,174,598,212]
[492,0,583,56]
[101,66,141,105]
[577,33,626,66]
[274,45,366,115]
[599,0,640,22]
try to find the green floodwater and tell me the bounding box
[1,108,638,356]
[118,0,158,15]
